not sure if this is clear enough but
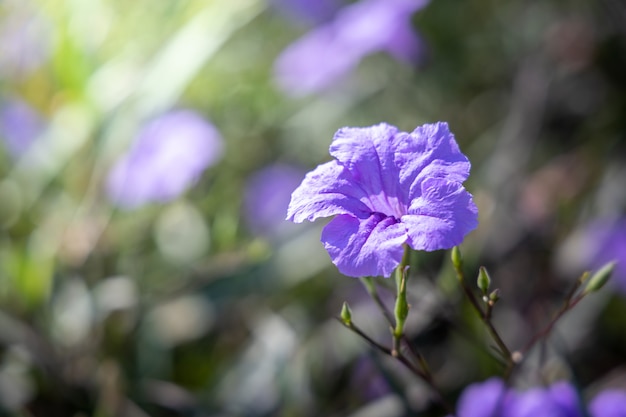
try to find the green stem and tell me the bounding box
[337,317,454,415]
[392,245,411,356]
[452,250,514,369]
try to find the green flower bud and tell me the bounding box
[489,288,500,303]
[477,266,491,295]
[584,262,615,294]
[340,301,352,325]
[451,246,463,271]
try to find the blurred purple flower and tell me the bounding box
[275,0,428,96]
[454,378,508,417]
[506,382,584,417]
[589,389,626,417]
[450,378,626,417]
[584,217,626,294]
[269,0,342,26]
[286,122,478,278]
[243,164,305,240]
[106,110,224,209]
[0,99,44,157]
[351,356,391,401]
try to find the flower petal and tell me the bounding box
[403,178,478,251]
[330,123,408,216]
[287,160,371,223]
[321,213,407,277]
[394,122,471,199]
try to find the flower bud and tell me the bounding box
[340,301,352,326]
[584,262,615,294]
[477,266,491,295]
[451,246,463,271]
[489,289,500,303]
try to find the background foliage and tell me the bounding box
[0,0,625,416]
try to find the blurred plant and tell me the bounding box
[274,0,428,96]
[0,0,623,415]
[0,0,52,80]
[106,109,224,209]
[269,0,342,26]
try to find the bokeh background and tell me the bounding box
[0,0,625,416]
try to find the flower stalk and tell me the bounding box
[392,245,411,356]
[451,247,514,370]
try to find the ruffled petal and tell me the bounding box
[329,123,408,216]
[287,160,371,223]
[321,213,407,277]
[402,178,478,251]
[393,122,471,200]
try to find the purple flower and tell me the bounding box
[451,379,586,417]
[286,122,478,278]
[584,217,626,294]
[589,389,626,417]
[275,0,428,96]
[243,164,305,240]
[106,110,224,209]
[451,379,626,417]
[506,382,584,417]
[455,377,508,417]
[0,99,44,157]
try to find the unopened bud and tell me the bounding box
[477,266,491,295]
[489,289,500,303]
[340,302,352,325]
[584,262,615,294]
[451,246,463,271]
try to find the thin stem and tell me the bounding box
[392,245,411,356]
[520,291,586,356]
[359,277,435,380]
[337,318,454,415]
[452,259,514,369]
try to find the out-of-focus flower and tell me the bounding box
[506,382,583,417]
[106,110,224,209]
[274,0,428,96]
[589,389,626,417]
[243,164,305,240]
[583,217,626,294]
[449,378,626,417]
[351,356,391,401]
[286,122,478,278]
[0,99,45,158]
[269,0,342,26]
[454,378,508,417]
